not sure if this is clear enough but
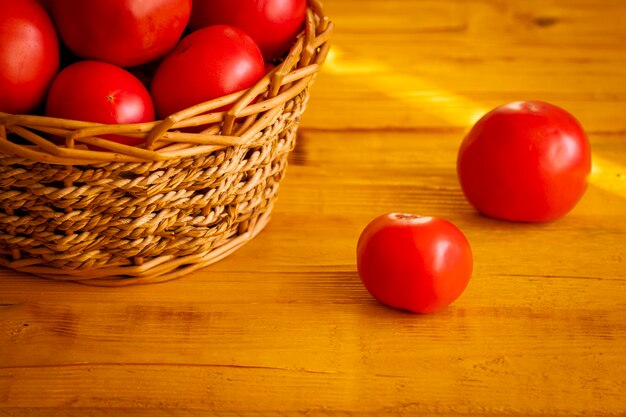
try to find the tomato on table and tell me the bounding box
[189,0,307,61]
[49,0,191,67]
[0,0,59,114]
[457,101,592,222]
[357,213,473,314]
[45,60,155,150]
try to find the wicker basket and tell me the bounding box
[0,1,332,286]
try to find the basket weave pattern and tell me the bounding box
[0,1,332,286]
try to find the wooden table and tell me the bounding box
[2,1,625,415]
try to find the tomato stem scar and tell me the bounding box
[394,213,420,220]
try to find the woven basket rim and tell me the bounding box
[0,0,333,165]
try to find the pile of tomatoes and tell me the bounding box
[0,0,307,148]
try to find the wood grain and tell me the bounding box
[2,0,626,415]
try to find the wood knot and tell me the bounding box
[533,16,558,27]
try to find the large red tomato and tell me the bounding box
[151,25,265,119]
[49,0,191,67]
[189,0,307,60]
[457,101,591,222]
[357,214,473,314]
[0,0,59,114]
[45,61,155,149]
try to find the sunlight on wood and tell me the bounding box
[325,48,626,200]
[590,155,626,198]
[325,48,489,127]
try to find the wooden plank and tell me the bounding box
[303,0,626,131]
[1,294,625,413]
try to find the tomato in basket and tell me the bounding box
[150,25,265,119]
[189,0,307,61]
[45,60,155,150]
[49,0,191,68]
[0,0,59,114]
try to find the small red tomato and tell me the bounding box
[49,0,191,67]
[357,213,473,314]
[189,0,307,61]
[0,0,59,114]
[151,25,264,119]
[45,61,155,149]
[457,101,592,222]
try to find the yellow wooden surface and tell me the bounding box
[2,1,626,415]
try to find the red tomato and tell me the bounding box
[357,214,473,314]
[49,0,191,67]
[457,101,592,222]
[45,61,155,149]
[189,0,307,60]
[0,0,59,114]
[151,25,265,119]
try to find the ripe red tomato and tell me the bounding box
[357,214,473,314]
[457,101,592,222]
[151,25,265,119]
[45,61,155,149]
[49,0,191,67]
[189,0,307,60]
[0,0,59,114]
